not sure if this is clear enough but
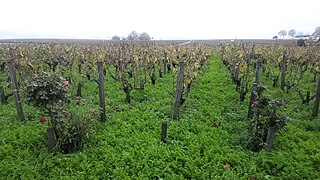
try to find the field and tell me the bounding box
[0,38,298,46]
[0,40,320,179]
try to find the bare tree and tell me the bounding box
[278,31,282,39]
[278,30,287,39]
[288,29,296,38]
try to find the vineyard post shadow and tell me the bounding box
[8,50,25,121]
[97,61,106,123]
[173,61,184,120]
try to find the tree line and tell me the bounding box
[276,26,320,39]
[111,31,151,41]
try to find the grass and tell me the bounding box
[0,53,319,179]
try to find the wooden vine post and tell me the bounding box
[77,81,84,97]
[0,87,6,104]
[280,53,287,91]
[161,121,167,143]
[163,52,167,74]
[248,60,262,119]
[265,117,276,149]
[312,73,320,117]
[8,57,25,121]
[97,61,106,123]
[47,128,56,153]
[173,61,184,120]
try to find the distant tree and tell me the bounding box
[311,27,320,41]
[111,35,121,40]
[121,37,127,40]
[288,29,296,38]
[139,32,151,41]
[273,36,278,40]
[278,30,287,39]
[127,31,139,40]
[314,26,320,35]
[283,30,288,37]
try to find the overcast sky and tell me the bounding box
[0,0,319,40]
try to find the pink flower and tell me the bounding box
[91,109,97,113]
[252,101,257,105]
[32,74,37,78]
[63,81,69,86]
[39,116,47,124]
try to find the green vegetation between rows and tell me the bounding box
[0,54,319,179]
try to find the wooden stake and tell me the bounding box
[47,128,56,153]
[8,58,25,121]
[0,87,6,104]
[173,61,184,120]
[97,62,106,123]
[312,74,320,117]
[161,121,168,143]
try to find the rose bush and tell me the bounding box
[25,72,95,153]
[25,72,70,110]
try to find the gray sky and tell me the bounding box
[0,0,319,40]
